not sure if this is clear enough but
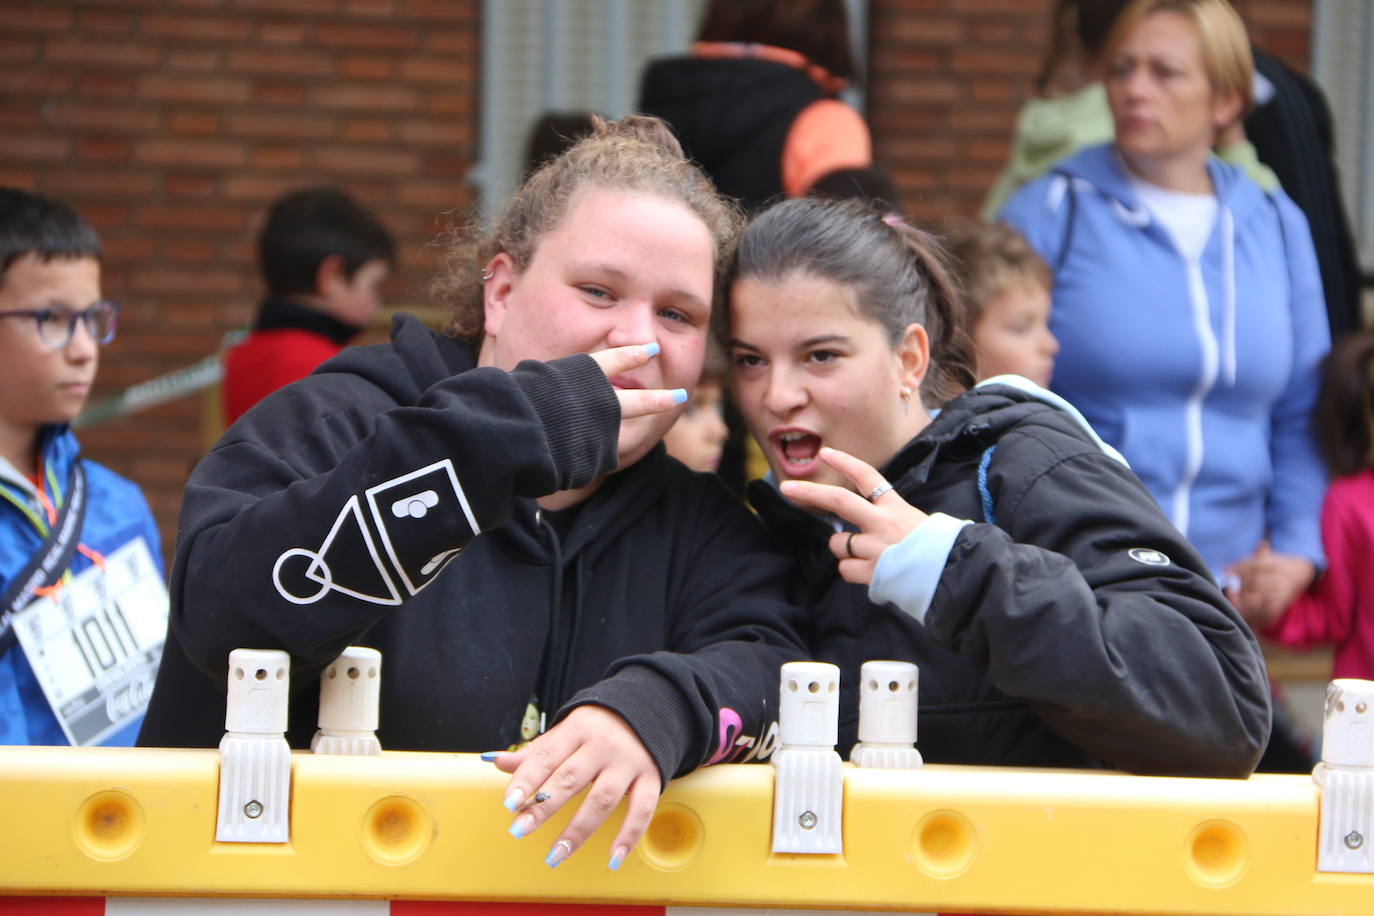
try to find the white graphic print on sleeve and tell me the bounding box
[272,459,479,606]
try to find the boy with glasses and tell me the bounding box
[0,187,164,747]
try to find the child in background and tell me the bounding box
[664,352,730,474]
[1237,330,1374,680]
[0,187,163,746]
[223,186,396,424]
[944,221,1059,387]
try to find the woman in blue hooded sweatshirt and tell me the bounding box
[999,0,1328,621]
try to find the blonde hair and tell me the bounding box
[433,115,743,342]
[1104,0,1254,115]
[943,222,1051,325]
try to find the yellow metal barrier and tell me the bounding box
[0,745,1368,914]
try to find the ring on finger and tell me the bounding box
[867,481,894,503]
[845,531,858,559]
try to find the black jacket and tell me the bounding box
[750,384,1271,777]
[639,56,824,211]
[140,315,807,781]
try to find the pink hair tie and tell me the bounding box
[881,212,908,230]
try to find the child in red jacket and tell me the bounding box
[1238,330,1374,680]
[223,187,395,424]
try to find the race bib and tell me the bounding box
[14,537,168,746]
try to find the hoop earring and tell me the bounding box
[480,268,494,281]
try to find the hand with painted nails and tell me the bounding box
[489,704,660,870]
[588,341,688,421]
[779,447,928,586]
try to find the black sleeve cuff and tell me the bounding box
[510,353,621,492]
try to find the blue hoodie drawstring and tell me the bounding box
[1220,206,1237,386]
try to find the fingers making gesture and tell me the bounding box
[587,342,687,419]
[779,447,928,586]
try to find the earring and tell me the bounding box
[900,387,911,415]
[481,268,494,281]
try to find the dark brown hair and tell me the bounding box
[433,115,742,343]
[696,0,856,82]
[726,196,976,407]
[1314,330,1374,479]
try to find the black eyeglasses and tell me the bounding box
[0,300,119,351]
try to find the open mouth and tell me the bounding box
[774,430,823,476]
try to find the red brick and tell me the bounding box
[884,78,962,104]
[344,0,397,16]
[256,20,307,43]
[131,269,245,295]
[423,91,472,116]
[46,37,162,68]
[309,146,420,176]
[45,171,159,197]
[0,72,75,94]
[227,111,334,139]
[78,8,137,33]
[340,54,394,79]
[0,133,69,161]
[396,178,465,208]
[0,168,37,188]
[135,138,246,168]
[869,107,944,133]
[232,0,338,12]
[0,4,72,32]
[100,235,158,262]
[165,172,221,197]
[950,48,1042,75]
[311,83,419,111]
[870,48,942,74]
[0,37,38,62]
[139,74,251,104]
[422,154,468,178]
[81,203,131,229]
[163,239,222,263]
[398,121,468,147]
[75,73,134,97]
[422,28,474,54]
[166,48,223,72]
[251,146,305,169]
[167,110,223,135]
[138,206,251,232]
[947,107,1018,132]
[871,15,964,44]
[880,136,960,163]
[253,81,308,106]
[398,56,469,84]
[341,118,393,143]
[228,46,334,76]
[47,103,159,133]
[76,136,132,162]
[0,103,40,129]
[223,174,299,201]
[315,21,419,50]
[968,79,1018,103]
[403,0,474,21]
[141,13,252,41]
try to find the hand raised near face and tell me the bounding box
[780,447,929,586]
[587,342,687,420]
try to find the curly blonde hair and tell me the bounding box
[433,115,743,343]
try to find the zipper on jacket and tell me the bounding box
[1175,253,1220,538]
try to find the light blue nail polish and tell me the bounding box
[670,388,688,405]
[608,851,625,871]
[479,751,503,762]
[502,789,524,813]
[508,818,528,839]
[643,341,660,358]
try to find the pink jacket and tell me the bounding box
[1264,469,1374,679]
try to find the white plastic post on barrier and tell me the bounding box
[217,649,292,843]
[1314,678,1374,873]
[771,661,844,855]
[312,647,383,756]
[851,660,922,769]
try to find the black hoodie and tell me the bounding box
[140,315,807,781]
[750,384,1272,777]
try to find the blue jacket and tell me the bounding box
[0,425,163,745]
[999,143,1329,577]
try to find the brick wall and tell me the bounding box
[0,0,1310,561]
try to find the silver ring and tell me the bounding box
[866,481,894,503]
[845,532,857,558]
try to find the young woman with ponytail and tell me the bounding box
[727,196,1270,776]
